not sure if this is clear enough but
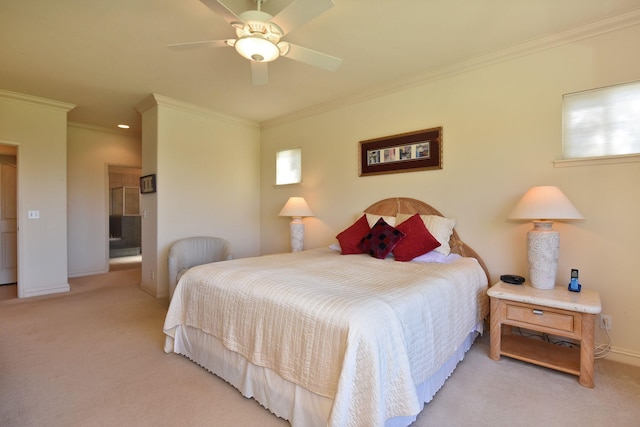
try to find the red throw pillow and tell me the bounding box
[393,213,441,262]
[358,217,406,259]
[336,214,371,254]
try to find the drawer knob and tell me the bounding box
[532,309,544,315]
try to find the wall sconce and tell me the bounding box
[508,186,584,290]
[278,197,314,252]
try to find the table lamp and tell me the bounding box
[279,197,314,252]
[508,186,584,290]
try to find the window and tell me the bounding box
[562,81,640,160]
[276,148,301,185]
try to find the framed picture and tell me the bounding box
[359,127,442,176]
[140,174,156,194]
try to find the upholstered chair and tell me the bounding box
[167,236,232,299]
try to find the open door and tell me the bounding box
[0,159,17,284]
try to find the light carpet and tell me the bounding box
[0,269,638,427]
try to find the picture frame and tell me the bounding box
[140,174,157,194]
[359,127,442,176]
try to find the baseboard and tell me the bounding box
[605,346,640,367]
[139,282,158,298]
[20,283,70,298]
[68,267,109,278]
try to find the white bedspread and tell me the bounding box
[164,248,488,427]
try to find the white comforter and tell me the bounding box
[164,248,488,427]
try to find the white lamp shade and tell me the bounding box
[278,197,314,218]
[509,186,583,290]
[509,186,584,221]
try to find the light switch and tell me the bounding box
[27,210,40,219]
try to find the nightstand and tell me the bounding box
[487,281,602,388]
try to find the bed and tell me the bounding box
[163,197,490,426]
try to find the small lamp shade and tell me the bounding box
[279,197,314,252]
[278,197,314,218]
[509,186,584,221]
[509,186,584,290]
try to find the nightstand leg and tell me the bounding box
[489,297,501,360]
[579,313,596,388]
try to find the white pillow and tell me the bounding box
[364,213,396,228]
[411,251,461,263]
[396,213,456,255]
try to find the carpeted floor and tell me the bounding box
[0,256,141,302]
[0,283,17,300]
[1,269,639,427]
[109,255,142,271]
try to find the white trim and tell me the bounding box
[273,183,303,189]
[0,89,75,111]
[20,283,70,298]
[136,93,259,130]
[0,141,18,155]
[604,346,640,367]
[554,153,640,167]
[68,121,138,136]
[261,9,640,129]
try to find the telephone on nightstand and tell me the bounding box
[568,269,581,292]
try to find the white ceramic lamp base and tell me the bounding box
[527,221,559,290]
[289,218,305,252]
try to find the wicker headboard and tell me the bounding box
[363,197,490,282]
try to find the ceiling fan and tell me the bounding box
[168,0,342,85]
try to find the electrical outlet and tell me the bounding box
[600,315,612,331]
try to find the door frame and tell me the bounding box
[0,142,18,295]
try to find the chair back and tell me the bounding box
[168,236,232,299]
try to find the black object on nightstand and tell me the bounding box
[500,274,525,285]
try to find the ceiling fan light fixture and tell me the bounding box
[235,36,279,62]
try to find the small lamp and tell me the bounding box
[279,197,314,252]
[508,186,584,290]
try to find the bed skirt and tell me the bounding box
[164,325,481,427]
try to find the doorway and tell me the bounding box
[0,144,17,300]
[108,165,142,271]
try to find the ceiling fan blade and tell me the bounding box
[199,0,242,24]
[281,43,342,72]
[271,0,334,35]
[251,62,268,86]
[166,40,231,50]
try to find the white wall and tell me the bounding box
[138,95,261,297]
[260,24,640,364]
[67,123,141,277]
[0,90,74,297]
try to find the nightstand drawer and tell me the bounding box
[505,303,575,332]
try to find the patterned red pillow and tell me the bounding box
[335,214,371,254]
[358,217,406,259]
[393,213,441,261]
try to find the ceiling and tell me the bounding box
[2,0,639,135]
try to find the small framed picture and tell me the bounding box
[140,174,156,194]
[359,127,442,176]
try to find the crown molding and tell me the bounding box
[261,9,640,129]
[137,93,260,130]
[67,121,139,137]
[0,89,76,112]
